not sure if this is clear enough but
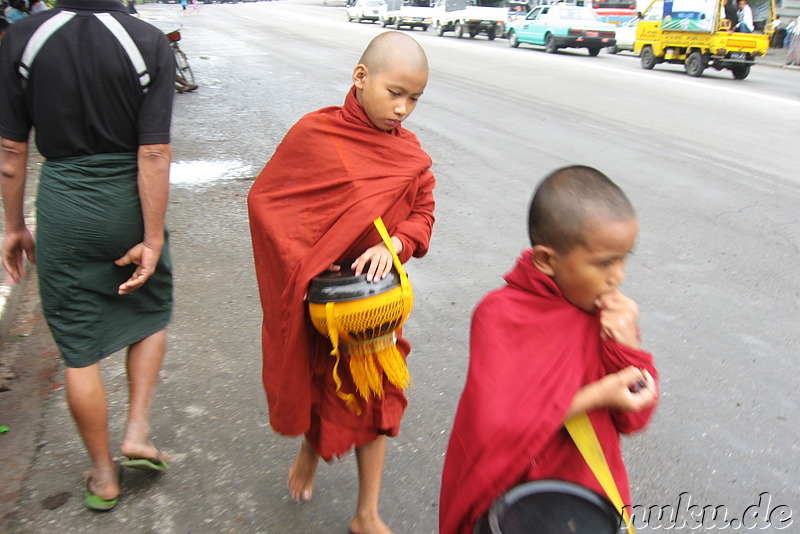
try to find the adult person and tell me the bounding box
[0,0,175,511]
[4,0,28,23]
[787,16,800,65]
[735,0,753,33]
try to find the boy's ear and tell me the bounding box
[531,245,557,276]
[352,64,368,89]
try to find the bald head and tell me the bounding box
[358,31,429,77]
[528,166,635,252]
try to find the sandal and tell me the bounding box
[84,477,119,511]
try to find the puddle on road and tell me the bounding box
[170,160,256,187]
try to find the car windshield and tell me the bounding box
[558,8,600,20]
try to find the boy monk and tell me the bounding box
[248,32,434,534]
[439,166,658,533]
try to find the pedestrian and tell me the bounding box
[248,31,434,534]
[0,0,176,512]
[180,0,187,14]
[126,0,138,16]
[4,0,28,23]
[786,16,800,65]
[439,166,659,533]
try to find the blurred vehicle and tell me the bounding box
[608,14,639,53]
[502,5,529,37]
[590,0,637,25]
[432,0,507,40]
[380,0,433,30]
[506,4,616,55]
[347,0,385,22]
[635,0,773,79]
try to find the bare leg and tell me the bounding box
[65,364,120,500]
[288,438,319,501]
[119,330,170,463]
[349,435,392,534]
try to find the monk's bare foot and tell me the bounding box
[83,464,121,501]
[288,439,319,502]
[349,511,393,534]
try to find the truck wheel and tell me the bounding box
[487,27,496,40]
[588,47,601,56]
[455,21,464,38]
[395,19,402,30]
[508,30,519,48]
[685,51,705,77]
[468,26,478,38]
[421,24,429,31]
[731,64,750,79]
[640,45,656,69]
[545,33,557,54]
[436,21,445,36]
[380,16,388,27]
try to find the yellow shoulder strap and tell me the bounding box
[564,412,636,534]
[372,217,411,298]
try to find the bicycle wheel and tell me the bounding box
[173,46,194,85]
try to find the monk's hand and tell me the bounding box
[352,242,395,283]
[2,229,36,283]
[115,241,162,295]
[595,288,640,349]
[598,366,658,412]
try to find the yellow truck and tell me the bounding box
[634,0,774,79]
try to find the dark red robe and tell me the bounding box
[248,87,435,459]
[439,251,658,533]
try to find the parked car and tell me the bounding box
[347,0,385,22]
[608,15,639,53]
[506,4,616,56]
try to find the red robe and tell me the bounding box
[439,251,658,533]
[247,87,435,459]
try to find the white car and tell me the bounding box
[347,0,385,23]
[608,16,639,54]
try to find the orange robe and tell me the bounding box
[248,87,435,459]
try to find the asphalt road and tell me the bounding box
[1,2,798,532]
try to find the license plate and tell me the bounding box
[731,52,746,59]
[586,31,599,37]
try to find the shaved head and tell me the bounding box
[358,31,429,77]
[528,166,635,252]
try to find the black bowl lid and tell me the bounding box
[307,266,402,303]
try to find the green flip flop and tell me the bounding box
[83,478,119,511]
[119,455,169,472]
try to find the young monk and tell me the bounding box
[439,166,659,533]
[248,32,434,534]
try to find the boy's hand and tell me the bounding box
[565,366,657,419]
[595,289,640,349]
[352,237,402,283]
[597,366,658,412]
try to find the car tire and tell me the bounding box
[588,47,601,56]
[455,21,464,38]
[508,30,519,48]
[436,21,445,36]
[685,51,705,77]
[731,64,750,79]
[395,19,402,29]
[422,24,429,31]
[487,27,496,40]
[380,16,388,27]
[545,33,557,54]
[640,45,656,69]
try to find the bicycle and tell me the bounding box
[166,29,194,85]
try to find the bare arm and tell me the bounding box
[1,138,35,282]
[564,366,657,421]
[115,143,171,295]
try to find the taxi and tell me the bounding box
[507,3,616,56]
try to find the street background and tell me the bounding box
[0,1,798,532]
